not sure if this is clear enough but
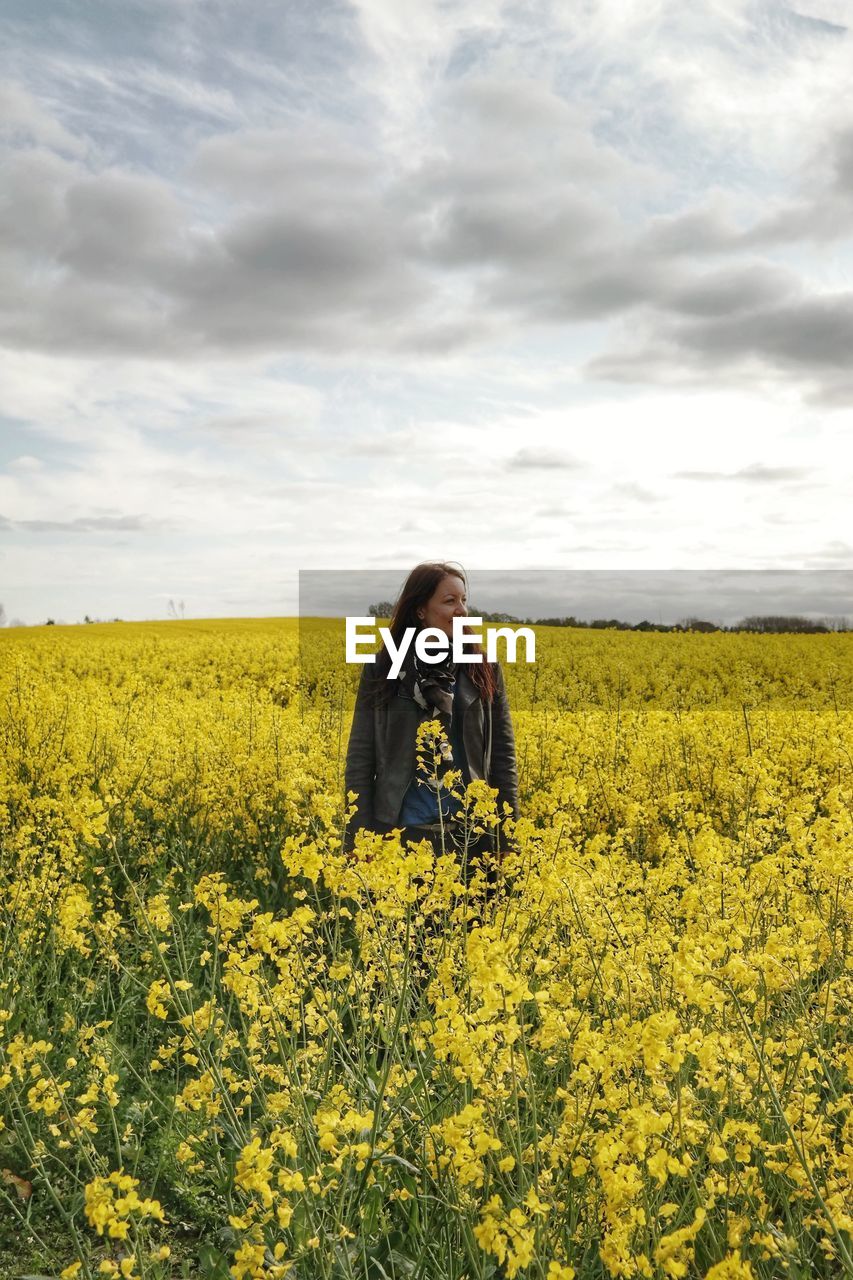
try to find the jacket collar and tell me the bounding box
[394,664,480,714]
[455,666,481,714]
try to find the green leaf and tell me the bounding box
[360,1182,383,1236]
[388,1251,418,1277]
[196,1243,231,1280]
[375,1153,419,1175]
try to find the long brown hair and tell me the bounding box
[375,562,497,701]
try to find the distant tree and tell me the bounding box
[84,614,93,624]
[736,615,829,634]
[368,601,395,617]
[46,618,55,626]
[680,617,719,633]
[479,610,521,623]
[0,602,5,627]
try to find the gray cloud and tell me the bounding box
[804,377,853,407]
[3,514,169,533]
[0,158,432,357]
[611,482,660,503]
[831,125,853,194]
[633,122,853,262]
[0,149,79,255]
[660,264,802,318]
[0,46,852,408]
[0,82,87,156]
[535,505,575,518]
[731,125,853,248]
[733,463,813,483]
[636,206,745,258]
[59,171,186,284]
[0,71,669,358]
[587,292,853,403]
[482,257,670,324]
[422,193,605,273]
[506,448,583,470]
[4,2,853,625]
[343,429,418,457]
[674,465,812,483]
[409,77,669,325]
[188,124,378,203]
[782,7,847,37]
[811,539,853,564]
[674,295,853,369]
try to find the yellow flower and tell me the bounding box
[84,1170,166,1239]
[705,1257,756,1280]
[234,1136,275,1208]
[145,978,170,1020]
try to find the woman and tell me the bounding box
[344,562,519,863]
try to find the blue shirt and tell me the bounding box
[398,679,469,825]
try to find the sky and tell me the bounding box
[1,0,852,626]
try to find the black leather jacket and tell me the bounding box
[344,661,519,842]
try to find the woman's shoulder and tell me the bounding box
[474,657,505,680]
[355,660,399,701]
[458,660,504,699]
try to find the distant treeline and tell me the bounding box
[521,614,849,634]
[368,604,849,634]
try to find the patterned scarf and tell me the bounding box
[397,648,457,737]
[398,649,458,803]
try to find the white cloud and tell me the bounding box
[1,0,852,621]
[0,81,88,156]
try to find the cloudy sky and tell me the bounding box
[1,0,852,625]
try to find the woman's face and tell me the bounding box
[417,574,467,640]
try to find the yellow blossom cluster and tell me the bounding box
[0,618,851,1279]
[84,1168,166,1239]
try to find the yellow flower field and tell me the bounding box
[0,619,850,1280]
